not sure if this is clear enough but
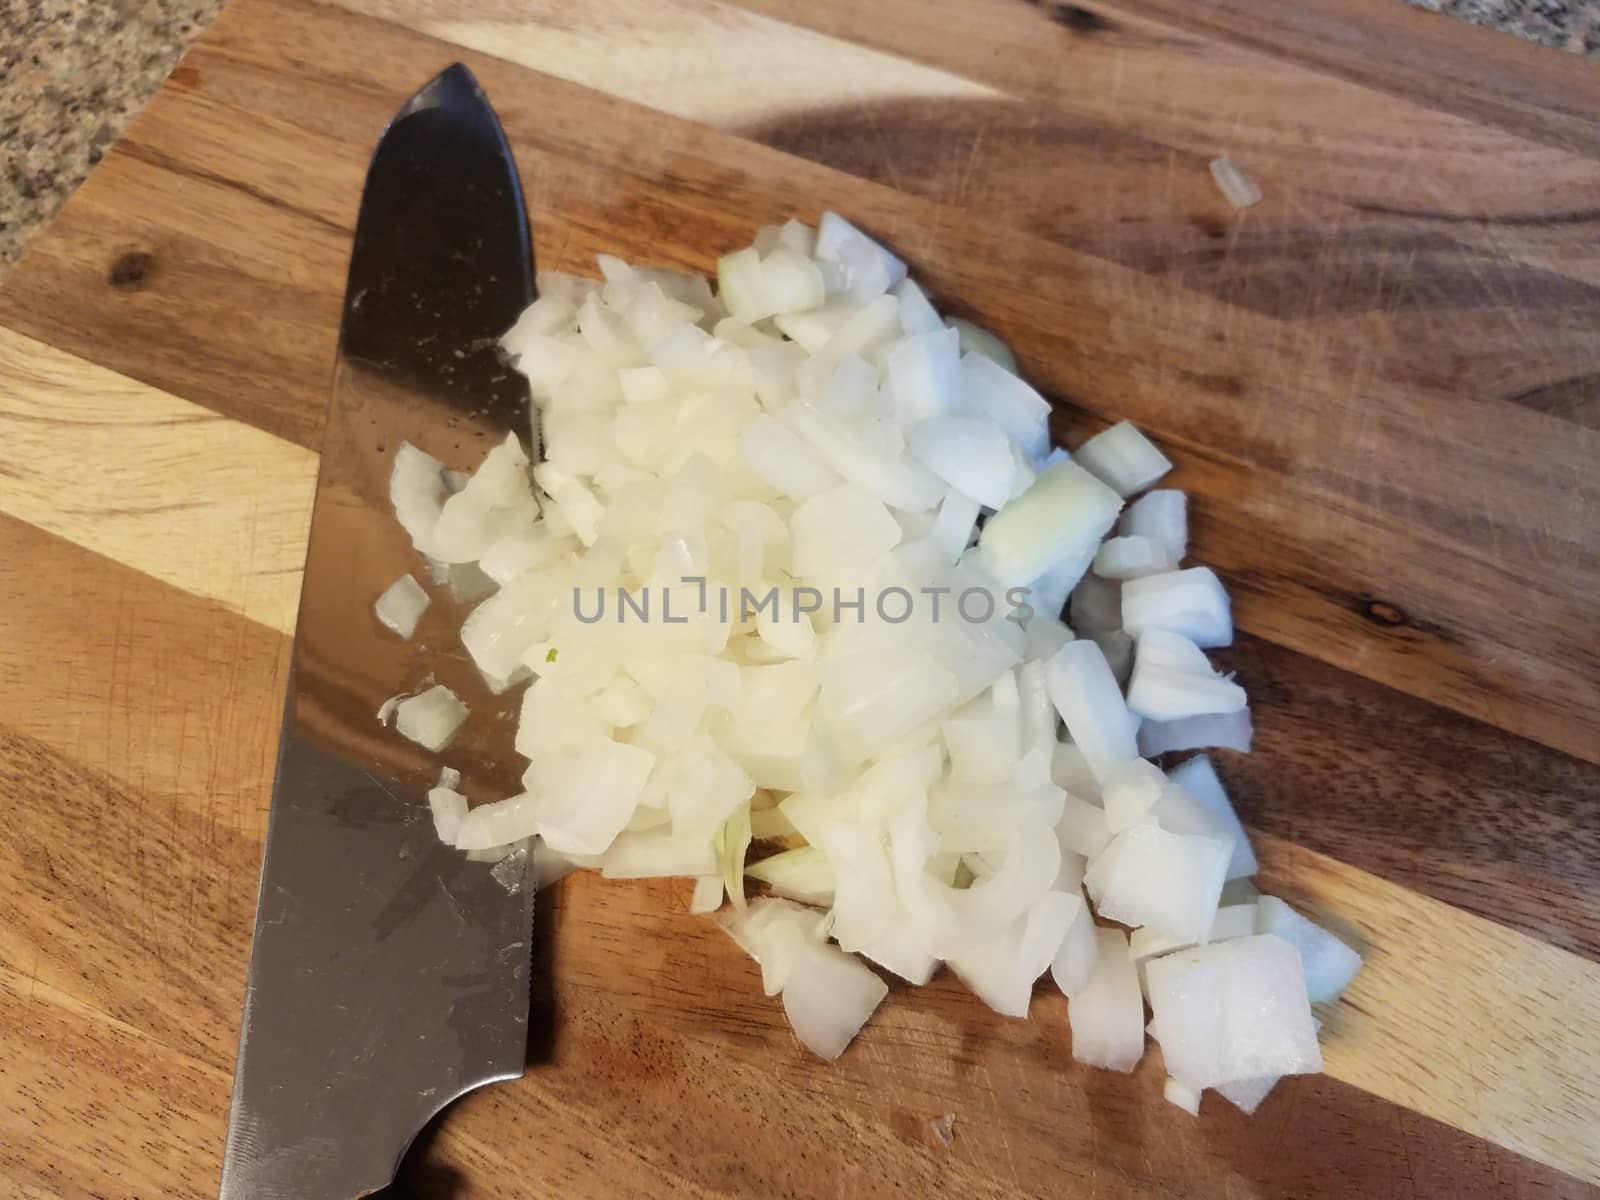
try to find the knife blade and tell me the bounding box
[219,64,536,1200]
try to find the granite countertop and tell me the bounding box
[1,0,1598,279]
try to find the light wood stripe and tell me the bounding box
[1262,836,1600,1183]
[339,0,1000,129]
[0,328,315,635]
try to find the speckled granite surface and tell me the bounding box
[2,0,223,275]
[1,0,1598,278]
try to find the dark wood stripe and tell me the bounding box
[1220,633,1600,962]
[1101,0,1600,160]
[739,95,1600,432]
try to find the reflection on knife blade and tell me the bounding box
[218,63,538,1200]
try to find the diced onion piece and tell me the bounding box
[909,416,1017,510]
[1068,927,1145,1072]
[960,352,1050,458]
[1120,662,1241,729]
[1048,892,1099,995]
[819,649,960,763]
[374,574,430,639]
[761,246,827,317]
[740,413,842,501]
[428,784,468,844]
[1026,548,1089,623]
[718,806,754,911]
[716,249,764,324]
[390,441,448,555]
[430,433,535,563]
[1050,742,1101,801]
[601,829,718,879]
[723,897,888,1060]
[783,401,944,512]
[1149,781,1228,843]
[1093,535,1173,581]
[1120,489,1187,561]
[1056,792,1111,859]
[1209,156,1263,209]
[1129,902,1258,971]
[690,874,725,913]
[394,685,468,752]
[1217,1075,1279,1115]
[1146,934,1322,1091]
[815,211,907,302]
[1022,617,1074,667]
[1126,631,1248,721]
[721,896,832,995]
[1167,756,1258,879]
[619,364,673,406]
[790,483,903,579]
[461,573,556,694]
[1254,896,1363,1003]
[1100,758,1167,832]
[979,460,1122,587]
[1122,567,1234,649]
[946,889,1080,1017]
[886,327,962,424]
[1072,421,1173,497]
[774,302,855,353]
[465,839,528,865]
[1137,709,1254,757]
[777,218,817,257]
[1164,1077,1202,1117]
[894,277,942,335]
[532,838,581,889]
[532,462,603,547]
[747,846,837,905]
[928,489,982,564]
[781,940,890,1060]
[1084,822,1231,946]
[1044,640,1138,781]
[463,737,653,856]
[948,318,1018,374]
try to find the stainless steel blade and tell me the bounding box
[220,64,536,1200]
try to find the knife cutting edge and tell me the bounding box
[219,64,537,1200]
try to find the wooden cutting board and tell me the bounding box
[1,0,1597,1195]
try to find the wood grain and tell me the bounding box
[0,0,1597,1195]
[4,0,1596,771]
[0,329,315,632]
[1110,0,1600,156]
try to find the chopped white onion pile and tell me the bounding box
[379,214,1362,1114]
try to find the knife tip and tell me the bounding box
[395,62,484,122]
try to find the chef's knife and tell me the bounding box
[219,64,536,1200]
